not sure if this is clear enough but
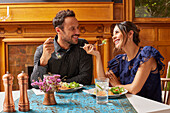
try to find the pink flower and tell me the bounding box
[31,74,61,93]
[48,81,52,84]
[49,76,54,80]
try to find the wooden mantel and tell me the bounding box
[0,2,124,91]
[0,2,115,22]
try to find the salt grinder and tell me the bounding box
[17,71,30,112]
[2,71,15,112]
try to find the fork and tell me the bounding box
[80,39,106,48]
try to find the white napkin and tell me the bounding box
[31,88,44,95]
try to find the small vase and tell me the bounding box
[43,92,57,105]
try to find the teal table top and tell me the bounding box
[1,85,137,113]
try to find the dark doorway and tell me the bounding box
[25,65,34,89]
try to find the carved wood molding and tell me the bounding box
[0,23,114,38]
[2,38,47,43]
[79,24,104,34]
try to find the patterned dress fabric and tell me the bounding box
[108,46,165,102]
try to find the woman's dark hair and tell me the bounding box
[52,9,75,30]
[116,21,140,46]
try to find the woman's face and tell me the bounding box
[112,25,124,49]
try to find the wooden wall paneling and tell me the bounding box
[157,46,170,77]
[79,24,104,37]
[103,24,112,72]
[0,2,114,22]
[139,27,156,41]
[125,0,133,21]
[139,27,157,47]
[134,18,170,23]
[103,38,110,72]
[0,25,23,38]
[22,24,56,38]
[0,38,5,91]
[0,24,56,38]
[113,3,123,21]
[122,0,126,21]
[157,27,170,77]
[158,28,170,41]
[5,43,9,75]
[0,38,2,91]
[2,38,48,43]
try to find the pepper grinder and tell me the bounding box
[2,71,15,112]
[17,71,30,112]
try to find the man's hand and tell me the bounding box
[40,37,54,66]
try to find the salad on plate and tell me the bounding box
[83,86,128,98]
[58,81,83,93]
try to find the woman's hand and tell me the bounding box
[83,44,100,56]
[105,70,121,86]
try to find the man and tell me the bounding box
[31,9,93,86]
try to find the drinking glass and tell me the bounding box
[95,77,109,104]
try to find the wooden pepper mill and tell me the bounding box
[2,71,15,112]
[17,71,30,112]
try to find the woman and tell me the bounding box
[83,21,164,102]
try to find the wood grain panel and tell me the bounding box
[158,28,170,41]
[23,25,56,37]
[113,3,123,20]
[134,18,170,23]
[139,27,155,41]
[0,38,5,91]
[158,46,170,77]
[0,2,114,22]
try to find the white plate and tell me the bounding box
[83,87,128,98]
[57,84,84,93]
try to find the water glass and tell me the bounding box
[95,77,109,104]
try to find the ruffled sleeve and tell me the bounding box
[107,54,124,77]
[132,46,165,76]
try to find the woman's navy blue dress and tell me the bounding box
[108,46,165,102]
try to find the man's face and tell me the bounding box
[60,17,80,45]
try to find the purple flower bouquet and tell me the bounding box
[31,74,61,93]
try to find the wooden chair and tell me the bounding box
[161,78,170,105]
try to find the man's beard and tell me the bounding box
[62,34,80,45]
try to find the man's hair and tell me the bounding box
[52,9,75,30]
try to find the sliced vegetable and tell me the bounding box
[102,39,107,44]
[110,86,124,94]
[95,83,103,90]
[65,81,80,88]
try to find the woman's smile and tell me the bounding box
[114,39,120,45]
